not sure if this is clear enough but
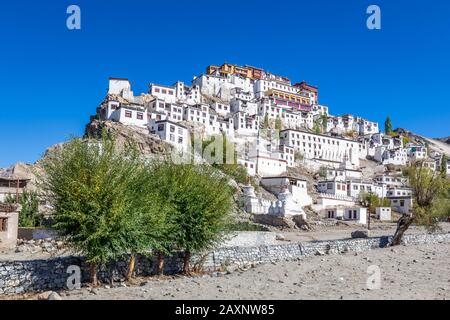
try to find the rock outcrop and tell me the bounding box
[84,119,172,156]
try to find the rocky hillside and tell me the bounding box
[436,136,450,145]
[85,119,172,156]
[395,128,450,156]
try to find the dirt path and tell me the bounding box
[59,242,450,300]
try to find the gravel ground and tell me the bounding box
[56,242,450,300]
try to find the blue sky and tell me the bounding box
[1,0,449,167]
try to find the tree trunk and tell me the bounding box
[90,263,98,286]
[390,215,414,246]
[157,252,165,276]
[183,251,191,274]
[126,254,136,280]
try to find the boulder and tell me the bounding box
[48,292,62,300]
[37,291,53,300]
[351,230,370,239]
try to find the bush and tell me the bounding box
[147,161,233,273]
[39,132,167,284]
[317,166,327,178]
[18,191,43,228]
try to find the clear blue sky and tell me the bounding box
[1,0,449,167]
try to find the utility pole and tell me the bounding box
[367,191,373,231]
[16,177,19,204]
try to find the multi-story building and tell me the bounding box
[149,120,190,153]
[386,187,413,215]
[230,97,258,116]
[0,169,30,203]
[327,114,379,136]
[280,129,360,167]
[375,147,408,166]
[100,64,418,180]
[317,180,348,197]
[346,179,377,199]
[293,81,319,105]
[103,100,148,128]
[108,77,134,100]
[183,104,224,137]
[149,82,202,104]
[374,174,407,188]
[211,101,232,117]
[192,73,254,102]
[406,144,427,162]
[233,112,259,136]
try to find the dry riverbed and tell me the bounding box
[50,242,450,300]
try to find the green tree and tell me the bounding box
[18,191,42,227]
[3,193,16,204]
[39,132,167,284]
[384,116,393,135]
[2,191,43,227]
[201,134,248,185]
[275,115,282,131]
[294,151,304,162]
[317,166,327,178]
[391,162,450,246]
[313,121,321,134]
[263,113,269,129]
[360,192,392,228]
[360,192,390,213]
[148,161,233,274]
[441,154,448,177]
[313,115,327,134]
[320,114,328,133]
[402,136,410,146]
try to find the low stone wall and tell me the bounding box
[220,232,278,247]
[1,232,450,294]
[18,228,58,240]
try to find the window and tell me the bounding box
[0,218,7,232]
[154,88,160,93]
[125,110,132,118]
[178,137,183,144]
[157,124,164,131]
[170,134,175,142]
[137,112,143,120]
[170,125,175,133]
[178,128,183,135]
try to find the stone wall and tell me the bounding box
[18,228,58,241]
[1,232,450,294]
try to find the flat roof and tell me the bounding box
[261,176,307,181]
[281,128,358,143]
[109,77,130,82]
[149,83,175,89]
[154,119,188,129]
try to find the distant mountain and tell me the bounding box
[436,136,450,145]
[394,128,450,156]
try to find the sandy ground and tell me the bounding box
[281,222,450,242]
[52,242,450,300]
